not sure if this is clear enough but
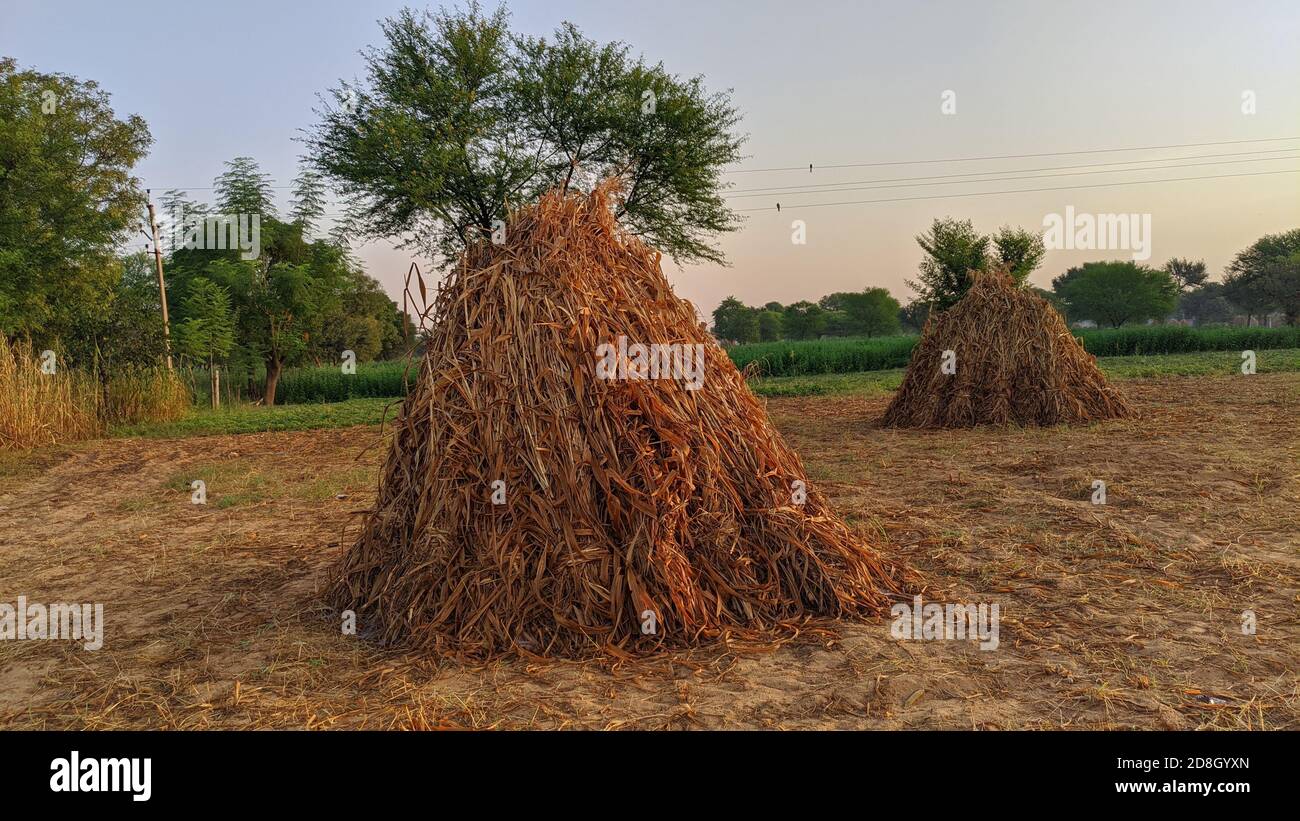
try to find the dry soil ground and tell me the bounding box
[0,374,1296,729]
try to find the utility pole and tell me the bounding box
[146,191,174,370]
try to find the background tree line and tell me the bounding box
[5,1,748,404]
[711,288,903,343]
[714,217,1298,342]
[1,58,413,405]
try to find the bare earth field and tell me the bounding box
[1,374,1296,730]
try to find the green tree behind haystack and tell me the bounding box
[167,159,333,405]
[167,158,404,404]
[1051,261,1178,328]
[1165,257,1209,291]
[907,218,1045,312]
[820,288,901,336]
[1163,258,1211,323]
[711,297,757,343]
[1224,229,1300,325]
[756,309,784,341]
[782,301,827,340]
[306,3,745,269]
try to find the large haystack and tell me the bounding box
[881,269,1133,428]
[331,185,901,659]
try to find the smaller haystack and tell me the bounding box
[881,268,1133,428]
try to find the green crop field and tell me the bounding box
[275,360,416,403]
[731,325,1300,378]
[748,347,1300,397]
[109,348,1300,434]
[265,327,1299,402]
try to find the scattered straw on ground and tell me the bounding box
[2,375,1294,729]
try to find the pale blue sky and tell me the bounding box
[4,0,1298,319]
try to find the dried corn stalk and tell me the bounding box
[330,183,902,659]
[881,268,1134,428]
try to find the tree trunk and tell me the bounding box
[210,362,220,410]
[264,357,282,406]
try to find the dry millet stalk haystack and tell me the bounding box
[332,183,904,657]
[330,184,902,659]
[881,268,1134,428]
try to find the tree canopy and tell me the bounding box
[1051,261,1178,328]
[819,288,901,337]
[0,57,152,344]
[711,296,757,343]
[1224,229,1300,325]
[165,157,410,403]
[907,217,1044,311]
[307,3,745,268]
[1165,257,1209,291]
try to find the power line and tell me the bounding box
[725,148,1300,197]
[736,167,1300,213]
[142,137,1300,190]
[151,185,297,190]
[722,135,1300,174]
[727,153,1300,201]
[144,137,1300,212]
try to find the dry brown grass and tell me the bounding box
[0,337,102,450]
[100,366,191,427]
[0,373,1293,730]
[0,337,190,451]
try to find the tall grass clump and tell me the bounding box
[0,337,191,449]
[0,337,102,450]
[100,367,191,426]
[276,360,411,403]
